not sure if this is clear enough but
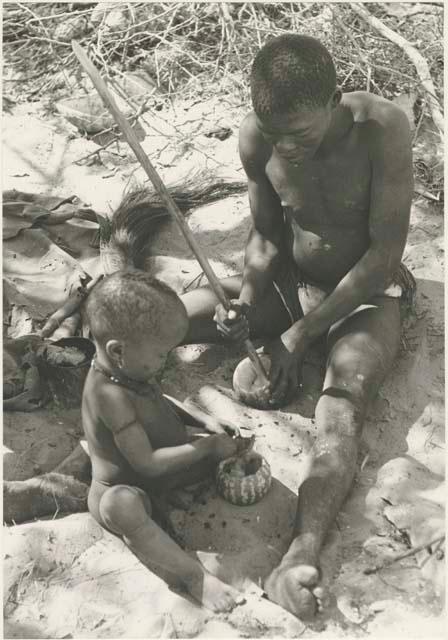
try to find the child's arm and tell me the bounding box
[100,388,238,479]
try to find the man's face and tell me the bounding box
[256,101,332,165]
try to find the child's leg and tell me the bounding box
[89,481,243,613]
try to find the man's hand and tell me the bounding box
[265,323,310,406]
[213,300,250,342]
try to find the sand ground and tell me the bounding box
[2,97,445,638]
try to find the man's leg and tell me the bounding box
[265,298,401,619]
[181,275,292,343]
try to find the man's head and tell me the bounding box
[85,270,188,380]
[251,34,340,163]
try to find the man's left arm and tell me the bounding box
[292,107,413,344]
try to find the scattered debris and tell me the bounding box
[363,534,445,575]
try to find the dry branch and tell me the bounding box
[3,2,442,198]
[39,274,103,339]
[350,3,443,138]
[363,534,445,575]
[4,3,442,111]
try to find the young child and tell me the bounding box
[82,269,244,612]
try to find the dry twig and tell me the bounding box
[363,534,445,575]
[350,2,443,138]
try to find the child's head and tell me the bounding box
[85,270,188,380]
[250,34,339,164]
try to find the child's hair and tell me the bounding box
[84,270,187,345]
[251,34,336,117]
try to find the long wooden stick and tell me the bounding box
[72,41,268,384]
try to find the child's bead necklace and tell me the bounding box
[91,356,156,396]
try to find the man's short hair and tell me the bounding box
[251,34,337,117]
[84,270,187,344]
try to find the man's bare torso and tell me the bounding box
[248,92,398,287]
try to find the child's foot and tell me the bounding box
[264,562,324,619]
[188,570,245,613]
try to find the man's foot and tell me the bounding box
[264,562,324,619]
[188,570,245,613]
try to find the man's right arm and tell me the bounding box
[238,113,284,308]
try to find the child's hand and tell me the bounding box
[204,417,240,438]
[221,420,240,438]
[210,433,239,461]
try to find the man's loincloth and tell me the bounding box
[272,257,417,334]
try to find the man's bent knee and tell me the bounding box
[99,485,152,536]
[316,391,365,440]
[325,333,396,410]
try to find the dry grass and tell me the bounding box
[3,3,443,102]
[3,2,443,197]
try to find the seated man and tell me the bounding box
[181,34,414,618]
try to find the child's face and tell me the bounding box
[122,339,169,380]
[256,102,332,165]
[113,318,187,381]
